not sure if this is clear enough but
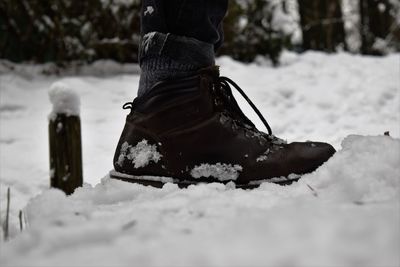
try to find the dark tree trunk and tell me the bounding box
[360,0,369,54]
[298,0,347,52]
[360,0,397,55]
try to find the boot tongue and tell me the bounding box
[198,66,220,80]
[130,66,220,113]
[131,75,201,113]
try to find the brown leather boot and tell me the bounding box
[110,67,335,188]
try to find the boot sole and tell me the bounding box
[109,170,300,189]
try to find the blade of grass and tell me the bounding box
[19,210,23,232]
[4,187,10,241]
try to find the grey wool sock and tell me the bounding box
[138,56,199,97]
[137,32,215,97]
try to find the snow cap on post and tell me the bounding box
[48,81,80,120]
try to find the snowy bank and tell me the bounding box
[1,52,399,266]
[0,135,399,267]
[0,59,140,78]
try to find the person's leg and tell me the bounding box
[137,0,228,96]
[111,1,335,187]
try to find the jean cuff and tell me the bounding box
[139,32,215,68]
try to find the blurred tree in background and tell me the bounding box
[298,0,347,52]
[219,0,296,65]
[360,0,400,55]
[0,0,141,63]
[0,0,399,65]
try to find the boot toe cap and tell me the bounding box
[294,141,336,173]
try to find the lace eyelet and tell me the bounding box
[259,139,267,146]
[231,122,239,131]
[219,114,230,125]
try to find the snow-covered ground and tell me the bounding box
[0,52,399,266]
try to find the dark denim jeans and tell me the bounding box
[139,0,228,63]
[137,0,228,96]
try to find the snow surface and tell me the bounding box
[1,135,399,267]
[142,32,156,53]
[117,140,162,168]
[190,163,243,181]
[143,6,154,16]
[256,149,270,162]
[0,51,399,266]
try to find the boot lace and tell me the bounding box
[212,76,285,145]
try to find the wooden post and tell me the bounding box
[48,83,83,195]
[4,187,10,241]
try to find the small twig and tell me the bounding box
[19,210,23,232]
[4,187,10,241]
[306,184,319,197]
[23,210,29,228]
[353,200,364,205]
[303,17,346,31]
